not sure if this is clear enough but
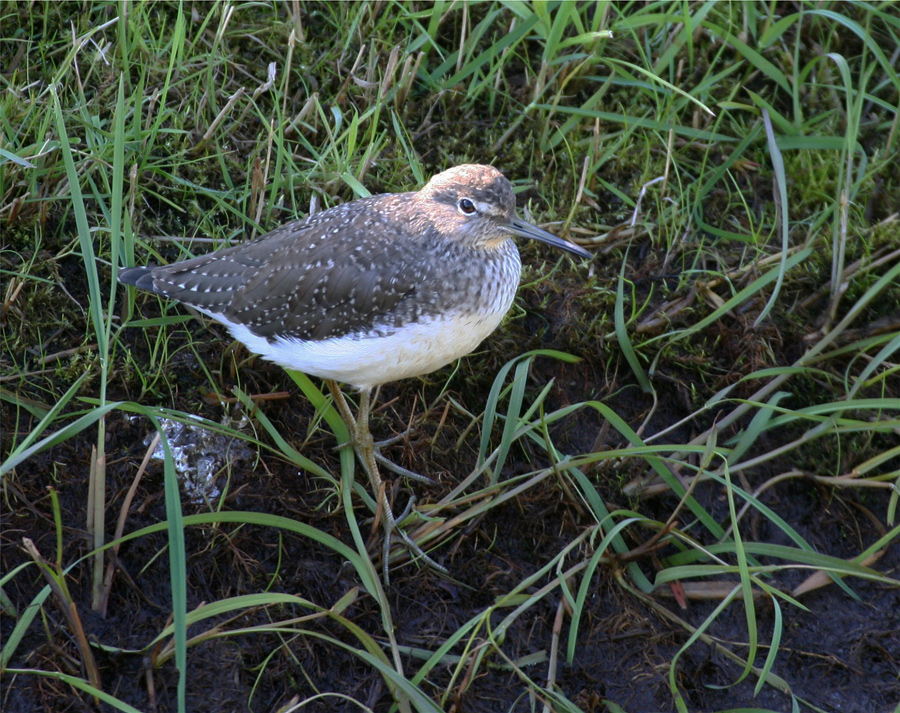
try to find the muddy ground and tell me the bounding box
[3,254,898,712]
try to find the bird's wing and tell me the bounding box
[225,218,441,341]
[134,196,463,342]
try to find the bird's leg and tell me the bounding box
[326,381,446,581]
[352,388,386,499]
[326,379,359,442]
[357,390,450,581]
[328,381,433,484]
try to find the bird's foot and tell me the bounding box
[378,491,448,581]
[373,448,435,485]
[372,428,437,484]
[333,436,435,485]
[359,436,446,582]
[327,380,445,582]
[364,456,446,583]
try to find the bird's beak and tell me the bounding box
[508,217,591,259]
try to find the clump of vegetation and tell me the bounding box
[2,3,898,712]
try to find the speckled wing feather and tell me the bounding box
[121,195,459,342]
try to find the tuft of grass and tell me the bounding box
[2,2,898,712]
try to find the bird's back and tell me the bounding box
[120,193,522,387]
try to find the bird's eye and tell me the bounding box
[457,198,477,215]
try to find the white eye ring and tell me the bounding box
[457,198,477,215]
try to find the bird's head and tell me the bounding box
[416,164,590,259]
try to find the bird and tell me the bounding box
[120,164,590,581]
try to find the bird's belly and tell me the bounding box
[225,309,509,390]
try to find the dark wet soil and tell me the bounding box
[4,2,899,708]
[3,293,899,712]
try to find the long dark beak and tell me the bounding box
[508,217,591,259]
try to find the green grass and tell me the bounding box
[2,2,899,712]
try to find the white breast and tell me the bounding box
[216,306,511,390]
[194,240,521,390]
